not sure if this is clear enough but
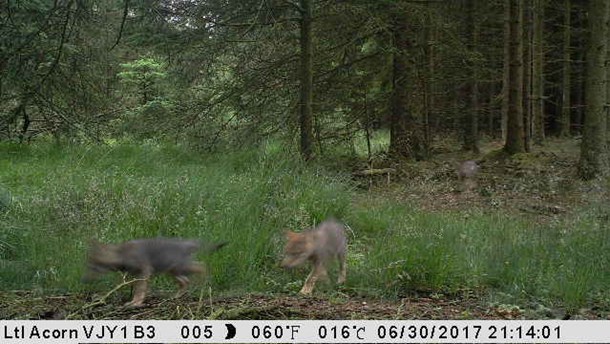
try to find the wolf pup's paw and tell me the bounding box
[124,300,145,308]
[173,290,187,299]
[299,286,314,296]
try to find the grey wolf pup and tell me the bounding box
[84,238,226,307]
[281,219,347,295]
[457,160,480,191]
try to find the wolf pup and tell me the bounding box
[457,160,480,191]
[281,219,347,295]
[83,238,226,307]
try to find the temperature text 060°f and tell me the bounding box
[251,324,302,341]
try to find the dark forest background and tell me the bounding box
[1,0,608,177]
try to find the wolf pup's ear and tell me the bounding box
[88,238,104,249]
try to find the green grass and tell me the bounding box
[0,142,608,311]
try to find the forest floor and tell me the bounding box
[1,138,608,320]
[359,137,606,220]
[1,291,607,320]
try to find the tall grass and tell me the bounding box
[348,201,609,310]
[0,142,351,294]
[0,142,608,310]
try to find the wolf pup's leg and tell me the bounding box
[172,262,206,298]
[173,275,190,298]
[125,278,149,307]
[300,263,326,295]
[337,251,347,284]
[125,269,152,307]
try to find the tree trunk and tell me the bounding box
[389,12,423,160]
[579,0,608,179]
[574,7,585,136]
[489,83,496,138]
[607,4,610,148]
[299,0,314,161]
[464,0,480,153]
[505,0,526,154]
[560,0,571,137]
[423,7,435,156]
[17,103,29,144]
[501,0,510,141]
[364,92,372,163]
[532,0,545,145]
[523,0,533,152]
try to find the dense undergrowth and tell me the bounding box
[0,141,608,312]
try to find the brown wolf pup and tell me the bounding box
[457,160,480,192]
[83,238,226,307]
[281,219,347,295]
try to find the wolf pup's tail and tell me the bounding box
[202,241,228,253]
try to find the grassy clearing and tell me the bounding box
[349,199,609,311]
[0,142,351,295]
[0,142,608,311]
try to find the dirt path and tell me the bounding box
[1,292,606,320]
